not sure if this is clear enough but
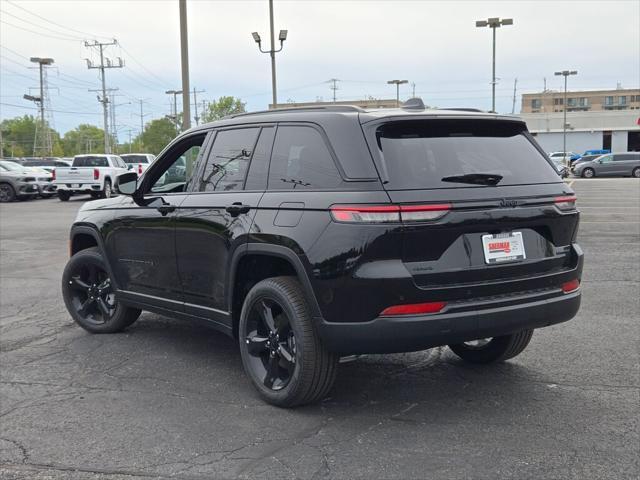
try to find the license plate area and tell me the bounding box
[72,184,80,188]
[482,232,526,264]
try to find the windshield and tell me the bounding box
[73,156,108,167]
[121,154,149,164]
[0,160,24,171]
[373,119,560,189]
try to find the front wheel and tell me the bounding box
[448,330,534,364]
[239,276,338,407]
[581,168,595,178]
[0,183,16,202]
[62,247,141,333]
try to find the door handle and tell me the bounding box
[157,204,176,216]
[226,202,251,216]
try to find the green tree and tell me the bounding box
[61,124,105,156]
[200,96,246,123]
[1,115,37,157]
[140,118,176,155]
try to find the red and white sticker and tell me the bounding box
[482,232,526,264]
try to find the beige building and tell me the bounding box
[521,88,640,114]
[270,99,399,110]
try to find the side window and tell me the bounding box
[148,134,207,193]
[268,125,342,190]
[244,127,275,190]
[600,155,613,163]
[198,128,259,192]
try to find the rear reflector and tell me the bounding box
[554,195,577,211]
[330,204,451,223]
[380,301,447,316]
[561,279,580,293]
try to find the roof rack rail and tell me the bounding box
[227,105,365,119]
[439,107,486,113]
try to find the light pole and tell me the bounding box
[387,80,408,107]
[555,70,578,162]
[165,89,183,133]
[475,17,513,112]
[252,0,288,108]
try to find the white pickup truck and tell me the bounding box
[54,154,129,201]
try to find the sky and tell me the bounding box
[1,0,639,137]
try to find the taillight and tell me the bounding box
[51,168,56,181]
[138,164,143,175]
[561,279,580,293]
[380,301,447,316]
[93,168,99,180]
[554,195,577,211]
[330,204,451,223]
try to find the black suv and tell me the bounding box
[61,103,583,407]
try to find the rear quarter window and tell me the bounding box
[372,119,561,189]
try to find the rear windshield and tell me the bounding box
[373,120,560,189]
[73,156,108,167]
[121,155,149,164]
[24,159,56,166]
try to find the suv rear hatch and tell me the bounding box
[363,117,580,299]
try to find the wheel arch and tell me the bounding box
[228,243,322,339]
[69,225,120,290]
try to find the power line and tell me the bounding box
[119,45,169,88]
[0,20,82,42]
[0,8,85,41]
[0,102,101,115]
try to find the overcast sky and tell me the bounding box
[1,0,638,136]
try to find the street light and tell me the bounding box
[387,80,408,107]
[251,0,287,108]
[555,70,578,164]
[475,17,513,112]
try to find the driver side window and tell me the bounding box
[148,134,207,193]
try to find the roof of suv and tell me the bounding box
[189,105,523,132]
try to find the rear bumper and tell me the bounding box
[316,290,581,354]
[56,183,102,191]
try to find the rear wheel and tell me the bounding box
[239,276,338,407]
[632,167,640,178]
[448,330,534,364]
[581,168,595,178]
[0,183,16,202]
[58,190,70,201]
[62,247,141,333]
[101,179,113,199]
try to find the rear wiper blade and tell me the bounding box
[441,173,503,186]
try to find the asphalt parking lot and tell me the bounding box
[1,178,638,480]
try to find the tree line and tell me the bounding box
[0,96,245,158]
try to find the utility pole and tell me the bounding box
[192,87,205,125]
[387,79,408,107]
[511,78,518,114]
[132,98,150,136]
[84,40,124,153]
[475,17,513,112]
[127,129,133,152]
[24,57,54,156]
[328,79,339,103]
[165,90,183,133]
[555,70,578,162]
[251,0,288,108]
[179,0,191,131]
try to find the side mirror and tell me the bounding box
[116,172,138,195]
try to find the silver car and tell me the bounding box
[573,152,640,178]
[0,162,39,202]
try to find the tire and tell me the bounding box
[448,329,534,364]
[62,247,141,333]
[0,183,17,202]
[581,168,595,178]
[632,167,640,178]
[58,190,70,202]
[90,192,101,199]
[238,276,338,407]
[101,179,113,199]
[40,193,53,199]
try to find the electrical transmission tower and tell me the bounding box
[328,78,340,103]
[23,57,55,156]
[132,98,150,138]
[191,88,205,125]
[84,40,124,154]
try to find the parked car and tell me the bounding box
[570,154,600,169]
[0,161,39,202]
[54,154,129,201]
[61,103,583,407]
[21,157,71,172]
[548,151,579,165]
[572,152,640,178]
[550,157,569,178]
[120,153,156,176]
[583,149,610,156]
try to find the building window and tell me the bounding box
[579,97,588,107]
[531,98,541,109]
[554,98,563,106]
[619,96,627,105]
[604,96,614,106]
[567,98,577,107]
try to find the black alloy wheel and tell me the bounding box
[0,183,16,202]
[244,298,297,391]
[62,247,140,333]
